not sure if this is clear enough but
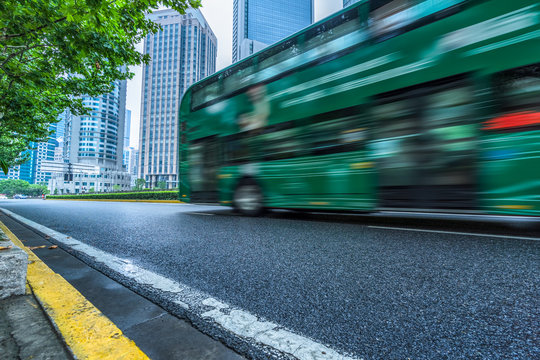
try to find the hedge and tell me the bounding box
[46,191,179,200]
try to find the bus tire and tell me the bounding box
[233,180,264,216]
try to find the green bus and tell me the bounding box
[179,0,540,216]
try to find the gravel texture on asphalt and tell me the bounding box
[1,200,539,359]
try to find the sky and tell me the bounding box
[125,0,343,149]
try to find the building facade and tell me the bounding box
[0,111,66,184]
[33,111,67,184]
[233,0,314,62]
[44,161,130,194]
[65,80,127,170]
[123,108,132,172]
[45,80,132,193]
[138,8,217,189]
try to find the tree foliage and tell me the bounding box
[134,178,146,190]
[0,0,200,172]
[0,179,48,196]
[157,180,167,189]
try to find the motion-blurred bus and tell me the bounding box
[179,0,540,216]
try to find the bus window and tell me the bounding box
[370,0,416,39]
[224,134,251,165]
[485,64,540,131]
[309,116,365,156]
[259,127,306,161]
[192,79,221,110]
[371,99,418,187]
[369,0,465,42]
[422,84,476,185]
[258,39,300,79]
[223,59,259,95]
[189,137,220,193]
[301,7,364,55]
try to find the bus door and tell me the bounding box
[372,78,477,210]
[305,113,374,209]
[189,136,220,202]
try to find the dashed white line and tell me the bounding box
[367,225,540,241]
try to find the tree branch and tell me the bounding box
[0,16,67,42]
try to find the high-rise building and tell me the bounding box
[1,110,66,184]
[123,109,131,170]
[138,8,217,189]
[34,111,67,184]
[124,109,131,148]
[343,0,359,7]
[47,80,131,194]
[65,80,127,169]
[232,0,314,62]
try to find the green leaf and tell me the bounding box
[0,159,9,175]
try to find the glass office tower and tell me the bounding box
[233,0,314,62]
[138,9,217,189]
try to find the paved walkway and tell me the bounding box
[0,291,71,359]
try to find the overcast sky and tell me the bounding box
[126,0,343,148]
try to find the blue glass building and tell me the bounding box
[233,0,314,62]
[0,113,64,184]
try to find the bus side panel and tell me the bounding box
[480,131,540,216]
[259,151,376,211]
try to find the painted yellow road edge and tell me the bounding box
[47,198,184,203]
[0,221,149,360]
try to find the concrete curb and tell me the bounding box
[0,220,150,360]
[0,228,27,299]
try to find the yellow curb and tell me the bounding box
[47,198,185,203]
[0,221,149,360]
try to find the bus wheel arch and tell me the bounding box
[233,177,265,216]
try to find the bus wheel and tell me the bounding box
[233,180,264,216]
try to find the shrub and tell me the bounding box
[46,191,179,201]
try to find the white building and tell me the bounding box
[44,161,131,194]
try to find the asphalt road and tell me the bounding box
[1,199,538,359]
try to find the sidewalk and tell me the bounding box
[0,211,243,360]
[0,289,71,359]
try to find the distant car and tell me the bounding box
[0,194,7,199]
[13,194,28,199]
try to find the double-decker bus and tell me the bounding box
[179,0,540,216]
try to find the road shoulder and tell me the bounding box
[0,218,149,360]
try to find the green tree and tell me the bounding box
[112,184,121,192]
[0,0,200,173]
[88,186,94,193]
[0,180,49,196]
[157,181,167,189]
[134,178,146,191]
[0,179,30,196]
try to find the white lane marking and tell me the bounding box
[0,207,359,360]
[190,212,215,216]
[368,225,540,241]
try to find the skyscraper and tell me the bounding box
[34,111,67,184]
[65,80,127,169]
[138,8,217,188]
[0,112,65,184]
[123,109,131,170]
[46,80,131,194]
[233,0,314,62]
[124,109,131,148]
[343,0,360,7]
